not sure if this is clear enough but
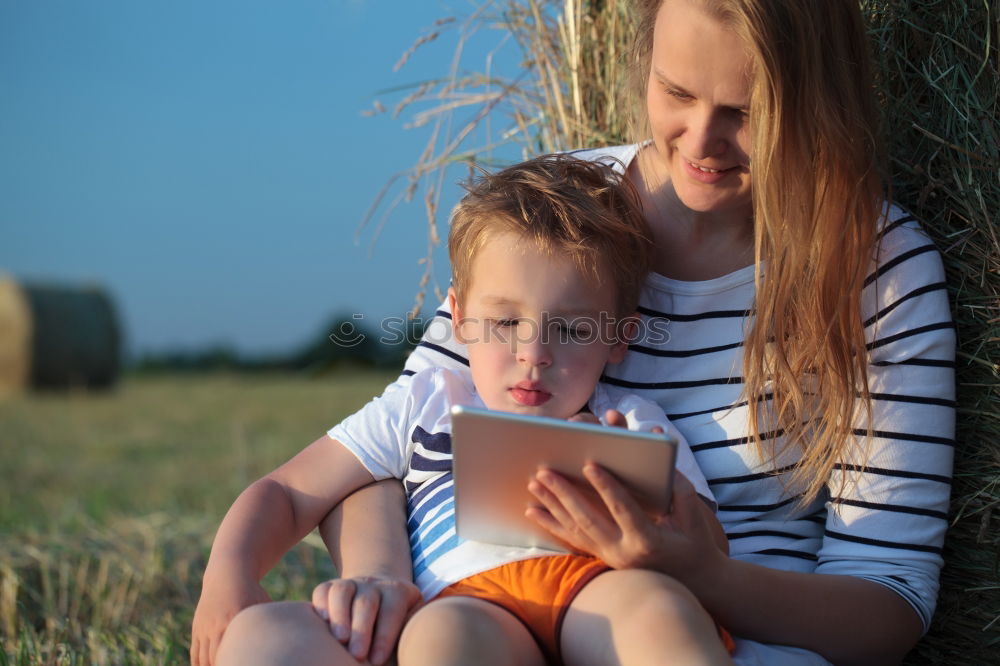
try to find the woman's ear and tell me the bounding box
[448,287,466,344]
[608,314,639,364]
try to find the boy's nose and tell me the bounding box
[516,334,552,368]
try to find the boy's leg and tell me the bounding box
[398,596,546,666]
[560,569,732,666]
[216,601,375,666]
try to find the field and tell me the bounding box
[0,369,399,665]
[1,370,995,663]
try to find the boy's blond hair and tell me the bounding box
[449,154,652,317]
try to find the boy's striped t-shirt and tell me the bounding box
[328,366,713,600]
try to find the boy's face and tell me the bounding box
[449,231,630,419]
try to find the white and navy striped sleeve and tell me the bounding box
[399,300,469,379]
[328,370,427,480]
[815,207,956,632]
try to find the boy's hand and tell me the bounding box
[190,576,271,666]
[311,575,423,666]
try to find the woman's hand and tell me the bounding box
[190,575,271,666]
[568,408,628,427]
[527,464,727,584]
[311,575,423,666]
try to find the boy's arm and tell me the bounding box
[191,435,375,666]
[209,434,376,579]
[315,480,420,665]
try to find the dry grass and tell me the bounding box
[357,1,639,315]
[864,1,1000,660]
[0,515,334,665]
[0,370,397,664]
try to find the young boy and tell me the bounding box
[194,155,732,666]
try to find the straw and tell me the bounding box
[376,1,999,659]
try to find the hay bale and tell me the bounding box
[22,283,122,390]
[0,276,32,398]
[377,0,999,658]
[864,1,1000,660]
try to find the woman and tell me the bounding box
[197,0,955,664]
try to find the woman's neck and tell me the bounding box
[627,153,755,281]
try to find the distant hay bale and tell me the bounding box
[0,277,32,398]
[20,282,123,390]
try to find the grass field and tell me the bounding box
[0,369,399,665]
[2,370,993,663]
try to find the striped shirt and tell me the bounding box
[396,145,956,632]
[329,366,713,600]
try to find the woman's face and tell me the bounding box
[646,0,753,218]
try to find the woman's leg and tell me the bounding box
[560,569,732,666]
[216,601,366,666]
[397,596,546,666]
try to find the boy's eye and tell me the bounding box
[559,323,594,342]
[493,318,518,327]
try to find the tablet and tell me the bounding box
[450,405,677,552]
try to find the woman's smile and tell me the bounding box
[681,158,739,184]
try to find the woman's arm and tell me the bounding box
[530,464,921,665]
[310,305,467,663]
[320,479,411,579]
[315,481,420,666]
[697,556,922,665]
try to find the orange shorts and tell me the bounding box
[435,554,608,662]
[434,554,735,663]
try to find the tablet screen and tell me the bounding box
[450,405,678,551]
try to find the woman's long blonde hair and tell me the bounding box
[631,0,885,502]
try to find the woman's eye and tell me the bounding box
[494,318,518,327]
[663,86,692,101]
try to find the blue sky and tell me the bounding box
[2,1,519,357]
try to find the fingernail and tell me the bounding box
[334,625,349,641]
[317,608,329,621]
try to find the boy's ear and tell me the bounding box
[608,313,639,364]
[448,287,466,344]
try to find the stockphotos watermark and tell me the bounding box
[328,313,671,348]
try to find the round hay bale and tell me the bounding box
[22,282,122,389]
[0,276,32,398]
